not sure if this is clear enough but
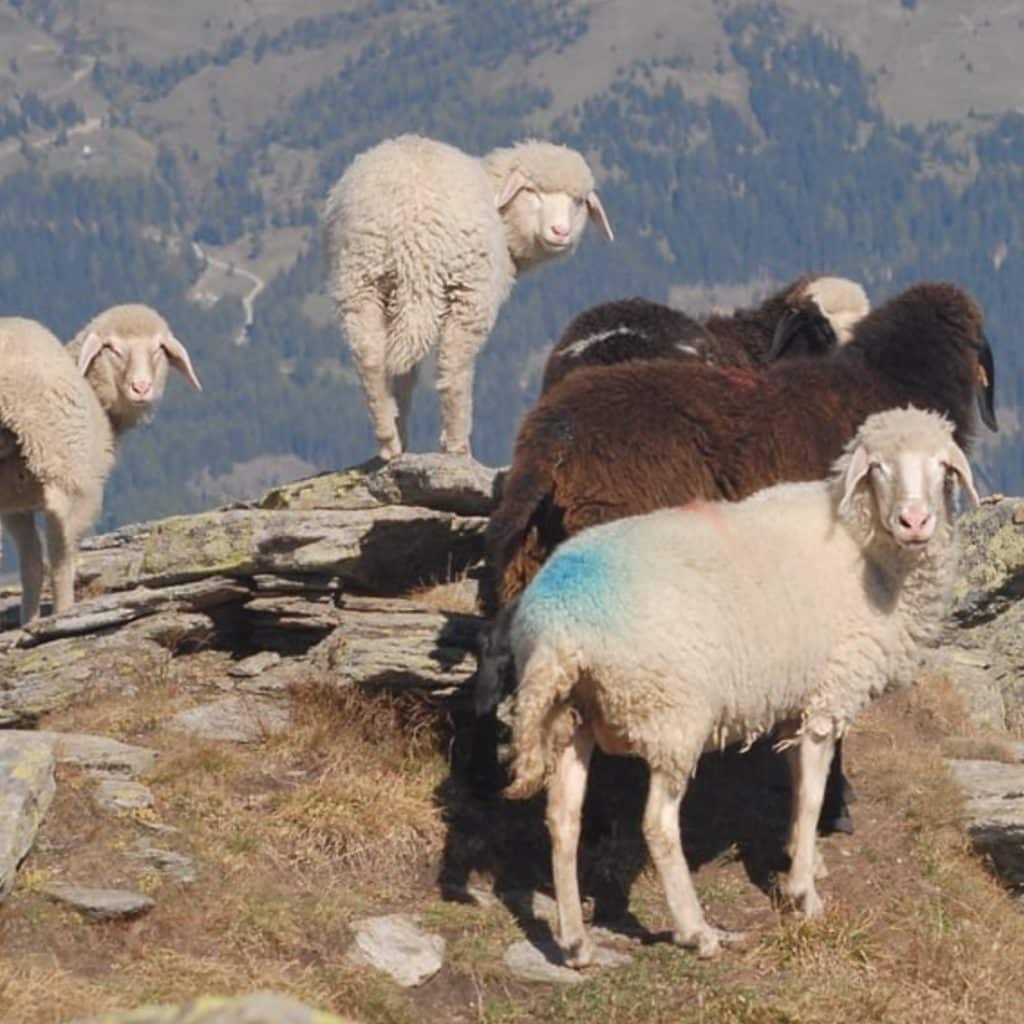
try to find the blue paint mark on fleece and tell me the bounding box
[520,538,615,625]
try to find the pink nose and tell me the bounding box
[898,507,932,534]
[550,223,569,238]
[131,380,152,398]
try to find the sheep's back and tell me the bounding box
[324,135,507,305]
[0,318,110,495]
[512,490,888,767]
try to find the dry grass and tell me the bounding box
[2,668,1024,1024]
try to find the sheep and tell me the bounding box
[0,305,202,624]
[475,281,997,830]
[505,406,976,966]
[540,275,869,393]
[323,134,614,460]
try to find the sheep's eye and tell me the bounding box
[573,196,585,208]
[107,345,125,361]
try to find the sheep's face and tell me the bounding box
[836,408,978,550]
[496,169,613,271]
[77,312,202,429]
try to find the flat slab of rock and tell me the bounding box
[39,882,154,921]
[95,779,154,814]
[309,597,481,696]
[0,612,216,727]
[947,758,1024,889]
[67,991,359,1023]
[0,733,56,899]
[347,913,445,987]
[170,696,291,743]
[227,651,282,678]
[261,452,500,517]
[130,843,197,884]
[77,505,486,597]
[15,577,249,648]
[503,938,632,984]
[7,731,157,777]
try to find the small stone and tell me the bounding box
[347,914,445,987]
[131,844,197,884]
[227,651,282,678]
[38,882,154,921]
[1013,503,1024,526]
[503,937,632,984]
[94,779,154,814]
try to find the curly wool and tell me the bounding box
[0,317,113,501]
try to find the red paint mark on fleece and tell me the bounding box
[721,367,758,390]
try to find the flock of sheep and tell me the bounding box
[0,130,1004,968]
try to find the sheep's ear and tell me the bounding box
[586,190,614,241]
[162,334,203,391]
[76,331,106,375]
[837,443,872,518]
[944,444,979,508]
[495,169,531,210]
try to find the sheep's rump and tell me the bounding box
[0,318,98,493]
[323,135,511,372]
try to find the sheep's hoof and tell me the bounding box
[378,438,402,461]
[778,879,825,918]
[560,935,595,969]
[674,926,723,959]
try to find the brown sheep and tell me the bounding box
[540,275,868,393]
[474,281,998,830]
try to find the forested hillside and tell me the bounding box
[0,0,1021,534]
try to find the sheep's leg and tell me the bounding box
[644,769,721,957]
[392,365,419,452]
[547,726,595,967]
[781,721,837,916]
[42,485,98,617]
[436,318,485,457]
[3,511,43,624]
[343,301,402,460]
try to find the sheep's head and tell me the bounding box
[834,406,978,551]
[73,304,202,431]
[488,140,613,272]
[768,276,870,360]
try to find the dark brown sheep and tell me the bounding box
[540,275,869,393]
[475,282,998,826]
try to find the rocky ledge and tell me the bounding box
[0,457,1022,1017]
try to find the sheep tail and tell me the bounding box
[485,436,564,606]
[505,644,578,800]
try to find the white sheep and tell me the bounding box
[0,305,202,624]
[505,406,975,966]
[323,134,614,460]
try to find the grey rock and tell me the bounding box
[170,696,291,743]
[950,499,1024,625]
[37,882,154,921]
[66,991,359,1023]
[0,733,55,899]
[308,596,481,696]
[947,758,1024,889]
[95,779,154,814]
[130,843,197,884]
[0,612,215,726]
[502,938,631,984]
[226,651,282,678]
[347,913,445,987]
[76,505,486,597]
[20,731,157,777]
[16,578,249,648]
[366,453,500,516]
